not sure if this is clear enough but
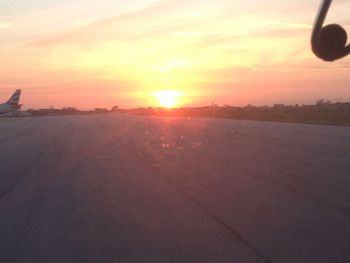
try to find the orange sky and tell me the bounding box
[1,0,350,109]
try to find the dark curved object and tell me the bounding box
[312,0,350,61]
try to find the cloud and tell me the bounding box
[2,0,350,108]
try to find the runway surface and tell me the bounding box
[0,114,349,263]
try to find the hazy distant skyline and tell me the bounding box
[1,0,350,109]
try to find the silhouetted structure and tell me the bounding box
[127,101,350,126]
[23,100,350,126]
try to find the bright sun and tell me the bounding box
[155,90,181,108]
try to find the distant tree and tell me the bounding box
[111,106,120,112]
[316,99,325,106]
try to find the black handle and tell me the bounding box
[311,0,350,61]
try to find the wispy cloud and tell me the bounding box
[1,0,350,108]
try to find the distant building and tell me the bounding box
[245,104,256,109]
[273,104,285,108]
[316,99,332,106]
[94,108,109,114]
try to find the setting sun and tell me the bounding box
[155,91,181,108]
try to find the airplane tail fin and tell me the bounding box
[7,89,21,106]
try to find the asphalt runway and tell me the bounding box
[0,114,349,263]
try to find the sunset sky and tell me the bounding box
[1,0,350,109]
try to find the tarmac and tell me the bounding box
[0,114,349,263]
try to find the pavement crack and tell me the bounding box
[161,176,273,263]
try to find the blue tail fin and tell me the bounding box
[7,89,21,106]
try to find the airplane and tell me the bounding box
[0,89,22,116]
